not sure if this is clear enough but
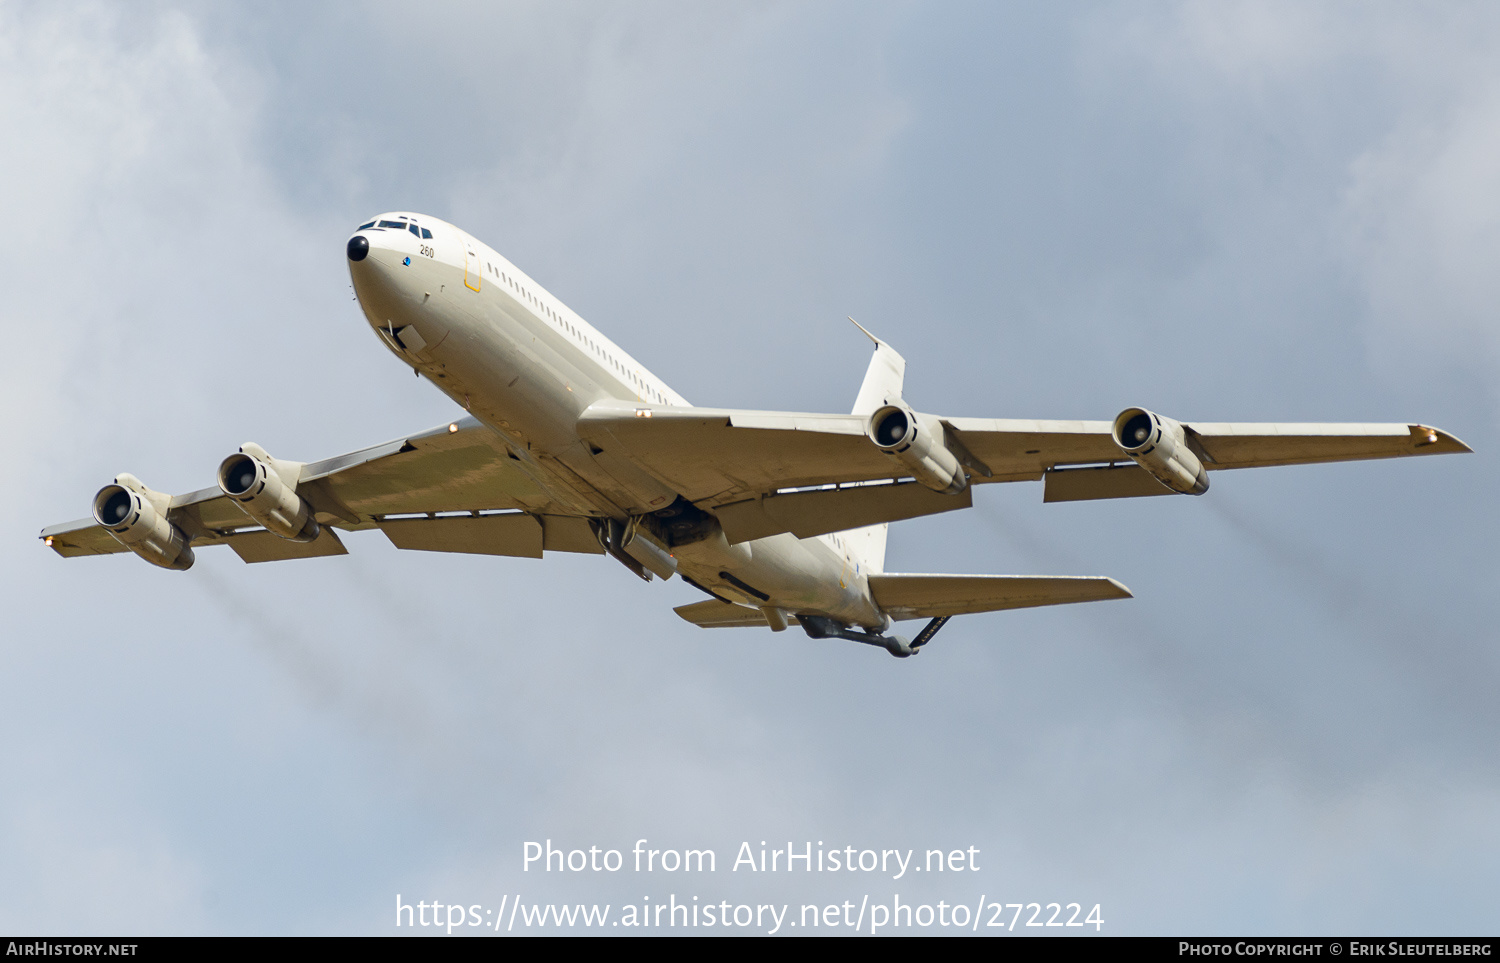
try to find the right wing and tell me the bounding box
[1038,421,1470,502]
[577,405,1112,504]
[579,400,1469,539]
[41,417,603,563]
[584,403,1469,502]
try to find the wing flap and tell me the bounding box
[363,512,605,558]
[541,515,606,555]
[225,528,348,563]
[869,573,1132,620]
[377,513,544,558]
[716,482,972,544]
[1044,464,1174,502]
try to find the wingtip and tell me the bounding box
[1107,577,1134,599]
[1414,425,1473,454]
[1441,432,1473,454]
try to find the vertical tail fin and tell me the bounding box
[842,523,890,575]
[844,318,903,575]
[849,317,907,415]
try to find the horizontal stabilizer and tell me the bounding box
[674,598,797,629]
[715,482,971,544]
[868,573,1131,620]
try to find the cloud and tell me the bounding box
[0,802,207,934]
[1088,1,1500,405]
[1343,78,1500,388]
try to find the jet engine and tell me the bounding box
[217,444,320,542]
[92,474,195,570]
[867,404,967,495]
[1111,407,1210,495]
[620,516,677,581]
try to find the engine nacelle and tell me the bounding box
[1111,407,1210,495]
[621,516,677,581]
[217,443,320,542]
[867,404,967,495]
[92,474,195,571]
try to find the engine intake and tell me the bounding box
[217,444,320,542]
[867,404,967,495]
[1111,407,1209,495]
[92,474,194,570]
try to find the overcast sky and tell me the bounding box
[3,0,1498,935]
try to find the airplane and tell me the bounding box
[40,212,1472,657]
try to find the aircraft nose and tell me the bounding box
[347,235,370,261]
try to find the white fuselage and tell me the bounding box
[347,212,887,631]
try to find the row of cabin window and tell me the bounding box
[483,259,667,405]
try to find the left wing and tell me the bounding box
[41,417,602,565]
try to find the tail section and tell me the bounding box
[839,318,903,575]
[841,523,889,575]
[674,572,1131,660]
[849,317,906,416]
[675,322,1131,659]
[868,574,1131,620]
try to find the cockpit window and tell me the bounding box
[378,219,405,229]
[408,223,421,237]
[359,221,376,230]
[420,228,432,239]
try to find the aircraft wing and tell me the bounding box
[41,417,603,563]
[1157,421,1470,468]
[1036,421,1470,502]
[577,405,891,503]
[576,405,1096,504]
[578,402,1469,536]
